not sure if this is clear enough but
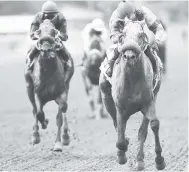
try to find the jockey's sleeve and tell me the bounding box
[57,13,68,41]
[30,12,42,40]
[141,6,166,45]
[109,10,125,44]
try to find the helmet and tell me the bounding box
[117,1,135,19]
[42,0,58,13]
[91,18,105,32]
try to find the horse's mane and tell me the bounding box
[121,20,148,53]
[119,40,142,54]
[40,19,55,29]
[39,19,56,43]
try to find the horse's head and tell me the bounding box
[119,21,148,65]
[34,19,60,59]
[87,49,104,66]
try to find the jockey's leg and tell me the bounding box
[26,45,39,70]
[144,46,163,76]
[105,45,120,77]
[57,46,74,85]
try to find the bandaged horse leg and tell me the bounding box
[135,116,149,170]
[55,89,70,148]
[25,72,40,144]
[81,67,96,118]
[97,87,107,119]
[141,99,166,170]
[35,94,49,130]
[116,109,129,165]
[99,73,117,128]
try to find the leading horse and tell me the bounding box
[24,19,74,151]
[99,20,165,171]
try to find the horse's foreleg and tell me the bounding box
[135,115,149,171]
[116,108,129,165]
[56,90,70,147]
[81,68,95,118]
[25,73,40,144]
[99,73,117,128]
[53,107,63,152]
[142,101,166,170]
[35,94,48,130]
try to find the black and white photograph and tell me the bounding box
[0,0,188,171]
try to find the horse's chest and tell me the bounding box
[34,71,65,100]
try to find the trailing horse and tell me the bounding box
[24,19,74,151]
[99,21,165,170]
[82,35,106,120]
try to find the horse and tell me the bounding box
[24,19,74,151]
[81,35,106,120]
[99,20,165,171]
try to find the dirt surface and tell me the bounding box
[0,23,188,171]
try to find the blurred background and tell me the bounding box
[0,1,188,171]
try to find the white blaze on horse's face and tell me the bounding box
[40,41,55,59]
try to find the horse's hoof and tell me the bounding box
[135,161,145,171]
[53,142,63,152]
[62,135,70,146]
[117,155,127,165]
[32,132,40,145]
[117,150,127,164]
[42,119,49,129]
[155,156,166,170]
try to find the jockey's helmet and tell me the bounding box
[42,0,58,13]
[117,1,135,19]
[91,18,105,32]
[135,7,144,21]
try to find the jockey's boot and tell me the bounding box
[145,46,163,78]
[26,46,39,71]
[57,46,72,71]
[105,47,120,77]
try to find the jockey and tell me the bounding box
[82,18,107,61]
[27,0,71,70]
[105,0,166,77]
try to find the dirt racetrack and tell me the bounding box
[0,22,188,171]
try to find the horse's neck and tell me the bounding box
[37,56,59,78]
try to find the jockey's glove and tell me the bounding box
[111,33,123,44]
[151,41,159,53]
[58,34,68,41]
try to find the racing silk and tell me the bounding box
[82,23,107,53]
[109,5,166,45]
[30,12,68,41]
